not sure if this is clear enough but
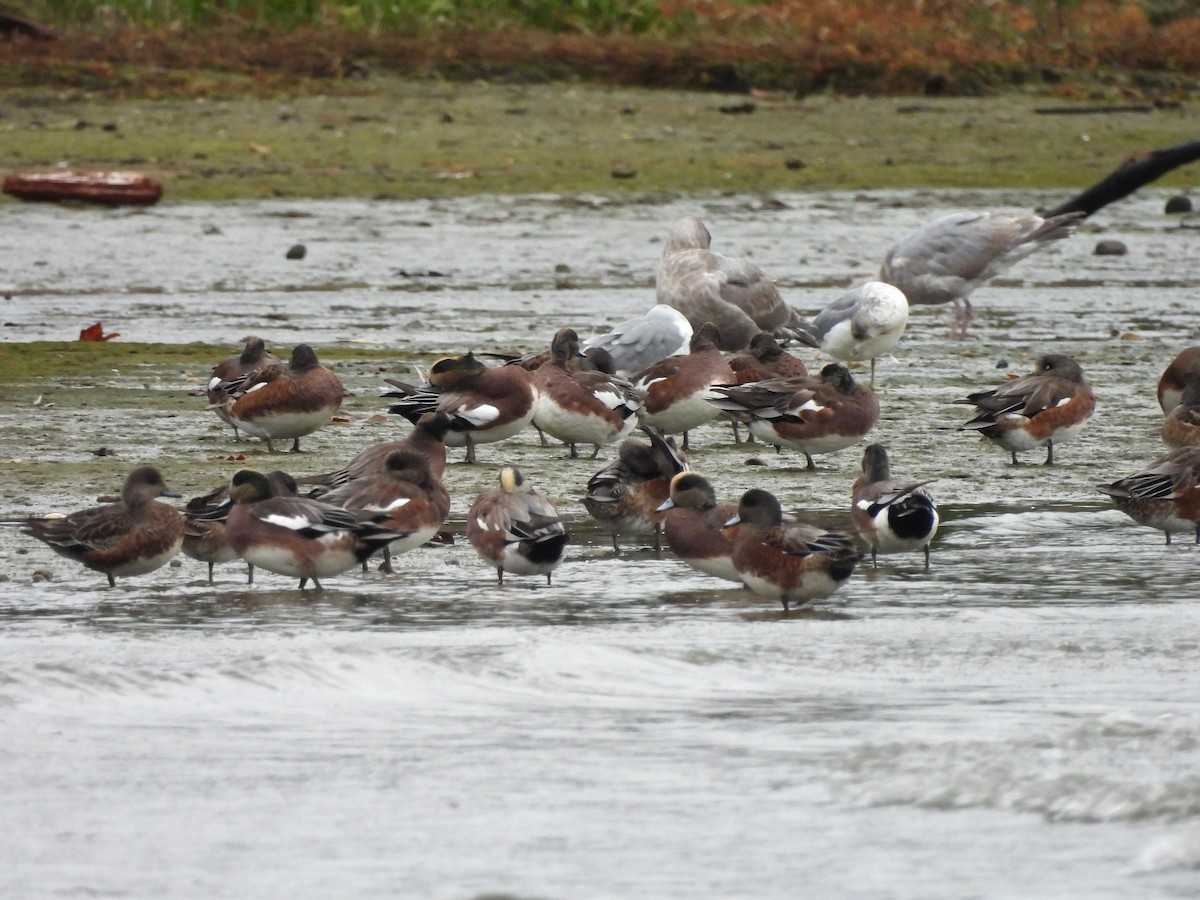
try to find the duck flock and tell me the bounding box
[17,211,1200,608]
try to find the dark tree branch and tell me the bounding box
[1042,139,1200,219]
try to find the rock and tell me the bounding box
[1165,195,1193,214]
[286,243,307,260]
[1094,239,1127,256]
[610,162,636,180]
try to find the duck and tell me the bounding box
[708,363,880,469]
[210,343,345,452]
[183,469,299,583]
[532,327,643,458]
[581,304,693,377]
[724,489,861,611]
[794,281,908,385]
[728,332,810,384]
[725,332,810,444]
[316,449,450,573]
[657,216,802,351]
[850,444,939,568]
[956,353,1095,465]
[1162,374,1200,450]
[297,410,452,497]
[583,426,687,552]
[879,209,1084,337]
[467,466,569,585]
[21,465,184,587]
[1098,446,1200,544]
[205,336,281,441]
[1158,347,1200,413]
[224,469,407,590]
[385,352,536,464]
[631,322,736,449]
[655,471,741,582]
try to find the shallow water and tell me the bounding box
[2,190,1200,898]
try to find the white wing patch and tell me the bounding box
[385,497,412,511]
[263,512,317,531]
[458,403,500,426]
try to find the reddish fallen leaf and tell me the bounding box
[79,322,120,341]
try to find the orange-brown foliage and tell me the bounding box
[1,1,1196,97]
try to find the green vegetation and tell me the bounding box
[0,81,1194,201]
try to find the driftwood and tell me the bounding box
[1034,105,1153,115]
[0,12,54,41]
[1043,139,1200,219]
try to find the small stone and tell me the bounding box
[744,457,768,466]
[31,569,53,583]
[1165,195,1192,214]
[286,243,307,260]
[784,157,806,170]
[610,162,636,180]
[1094,239,1127,256]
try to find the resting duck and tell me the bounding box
[725,489,861,611]
[224,469,407,590]
[205,336,281,441]
[21,465,184,587]
[386,353,536,464]
[583,426,687,553]
[298,411,453,497]
[1162,374,1200,450]
[183,469,299,583]
[956,353,1095,465]
[1159,348,1200,415]
[210,343,345,452]
[467,466,569,585]
[1098,447,1200,544]
[655,471,741,583]
[317,449,450,573]
[709,364,880,469]
[631,322,736,449]
[532,327,643,458]
[850,444,939,568]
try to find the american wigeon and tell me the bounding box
[1158,347,1200,413]
[795,282,908,385]
[957,353,1095,465]
[657,216,802,351]
[728,332,810,384]
[206,336,281,440]
[210,343,345,452]
[632,322,736,449]
[386,353,537,464]
[466,466,569,585]
[725,489,861,611]
[581,304,693,377]
[709,363,880,469]
[583,426,687,552]
[1098,446,1200,544]
[183,469,299,583]
[850,444,939,568]
[880,210,1084,336]
[725,332,810,444]
[1162,374,1200,450]
[655,471,741,582]
[532,327,643,458]
[299,411,453,497]
[21,465,184,587]
[317,449,450,573]
[224,469,407,590]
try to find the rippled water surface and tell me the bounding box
[2,190,1200,898]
